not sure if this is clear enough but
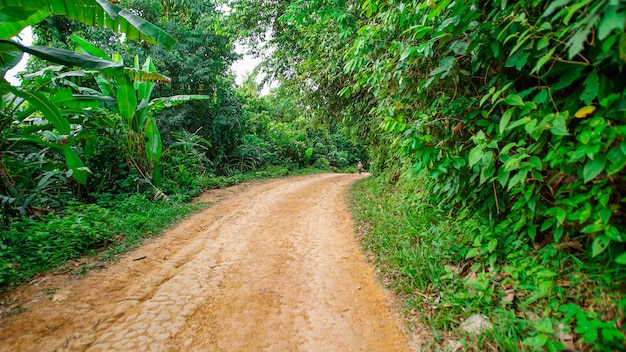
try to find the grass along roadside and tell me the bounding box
[348,173,626,351]
[0,194,202,293]
[0,166,337,296]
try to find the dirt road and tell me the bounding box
[0,173,411,351]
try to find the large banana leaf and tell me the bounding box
[63,145,88,185]
[116,73,137,127]
[10,86,71,134]
[135,56,157,103]
[0,0,176,49]
[144,116,161,162]
[0,40,23,74]
[0,39,123,72]
[70,34,110,60]
[147,95,211,115]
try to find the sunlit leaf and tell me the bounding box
[70,34,111,60]
[550,115,569,136]
[468,146,483,167]
[574,105,596,118]
[591,235,610,257]
[504,94,524,106]
[499,108,513,135]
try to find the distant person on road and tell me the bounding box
[358,161,363,174]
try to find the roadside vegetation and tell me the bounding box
[2,0,625,350]
[0,1,365,291]
[229,0,626,350]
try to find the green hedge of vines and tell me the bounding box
[345,0,626,264]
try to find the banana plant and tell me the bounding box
[0,0,175,89]
[0,0,175,46]
[0,0,176,188]
[71,34,211,191]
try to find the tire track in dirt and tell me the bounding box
[0,173,411,351]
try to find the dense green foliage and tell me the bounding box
[0,194,199,288]
[0,0,363,290]
[3,0,624,349]
[228,0,626,349]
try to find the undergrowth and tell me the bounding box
[0,194,200,291]
[0,166,330,292]
[349,173,626,351]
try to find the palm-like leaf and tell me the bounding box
[0,39,123,72]
[10,86,71,134]
[147,95,211,115]
[0,0,176,49]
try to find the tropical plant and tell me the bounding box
[230,0,626,349]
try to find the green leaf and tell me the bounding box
[580,70,599,105]
[505,50,530,70]
[508,169,528,190]
[146,95,210,115]
[542,0,572,17]
[592,235,611,257]
[620,33,626,63]
[606,146,626,175]
[504,94,524,106]
[581,223,604,233]
[499,108,513,135]
[615,252,626,265]
[116,74,137,125]
[531,47,555,74]
[465,247,480,259]
[70,34,111,60]
[144,117,162,162]
[134,57,157,104]
[428,56,455,78]
[0,39,123,71]
[63,145,88,185]
[497,167,510,187]
[507,116,532,131]
[522,334,549,349]
[567,27,590,59]
[583,155,606,182]
[0,42,23,75]
[598,5,626,40]
[550,115,569,136]
[84,136,96,160]
[487,238,497,253]
[468,146,483,168]
[480,159,495,184]
[152,163,162,188]
[10,86,70,134]
[0,0,175,48]
[0,7,49,40]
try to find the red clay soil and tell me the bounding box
[0,173,415,351]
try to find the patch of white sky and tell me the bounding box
[5,26,32,86]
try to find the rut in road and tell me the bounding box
[0,173,412,351]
